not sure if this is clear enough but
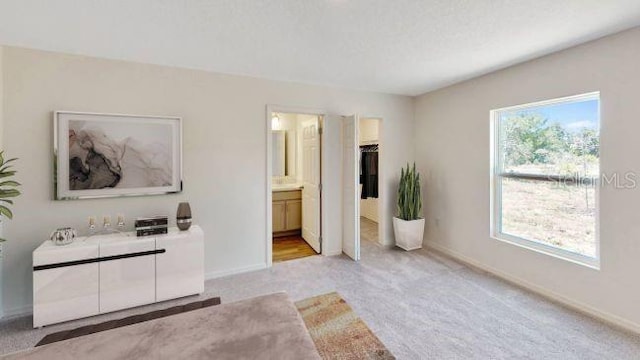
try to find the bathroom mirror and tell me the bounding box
[272,130,296,177]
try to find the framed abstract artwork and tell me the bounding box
[54,111,183,200]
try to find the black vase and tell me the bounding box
[176,202,192,231]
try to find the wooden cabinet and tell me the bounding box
[285,200,302,230]
[273,190,302,236]
[272,201,287,232]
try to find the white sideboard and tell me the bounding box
[33,226,204,327]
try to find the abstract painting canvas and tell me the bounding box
[54,112,182,200]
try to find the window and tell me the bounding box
[491,92,600,267]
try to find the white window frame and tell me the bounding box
[490,92,601,269]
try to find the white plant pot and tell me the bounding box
[393,217,425,251]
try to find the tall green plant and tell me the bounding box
[397,163,422,221]
[0,151,20,242]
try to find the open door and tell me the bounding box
[342,115,360,260]
[301,117,321,253]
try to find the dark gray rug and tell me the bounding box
[35,297,221,347]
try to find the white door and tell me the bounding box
[342,115,360,260]
[302,117,321,253]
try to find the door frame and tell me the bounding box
[265,105,326,267]
[357,116,385,249]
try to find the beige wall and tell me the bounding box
[0,46,414,315]
[415,27,640,331]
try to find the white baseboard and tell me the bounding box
[323,249,343,256]
[426,242,640,335]
[205,263,267,280]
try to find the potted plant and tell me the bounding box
[393,163,424,251]
[0,151,21,242]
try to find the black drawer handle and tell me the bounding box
[34,249,166,271]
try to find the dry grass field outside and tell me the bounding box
[501,178,596,257]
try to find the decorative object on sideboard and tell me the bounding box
[49,227,77,246]
[0,151,21,242]
[103,215,112,229]
[116,213,126,229]
[53,111,183,200]
[176,202,192,231]
[88,216,97,232]
[135,215,169,237]
[393,163,425,251]
[86,214,127,238]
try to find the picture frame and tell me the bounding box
[53,111,183,200]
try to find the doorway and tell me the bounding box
[341,115,384,262]
[266,109,382,266]
[358,118,381,246]
[267,109,323,264]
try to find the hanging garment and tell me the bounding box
[360,149,378,199]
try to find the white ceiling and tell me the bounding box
[1,0,639,96]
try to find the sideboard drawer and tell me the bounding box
[33,241,99,266]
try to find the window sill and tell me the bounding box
[491,233,600,270]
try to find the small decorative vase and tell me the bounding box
[176,202,192,231]
[50,227,77,246]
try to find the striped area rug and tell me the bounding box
[296,292,395,360]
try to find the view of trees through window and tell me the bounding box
[495,94,599,258]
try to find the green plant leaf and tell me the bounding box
[1,158,17,166]
[0,171,16,179]
[0,205,13,219]
[0,165,14,173]
[0,151,20,230]
[0,189,20,198]
[397,162,422,221]
[0,180,20,187]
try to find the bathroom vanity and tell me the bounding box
[32,226,204,327]
[272,187,302,237]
